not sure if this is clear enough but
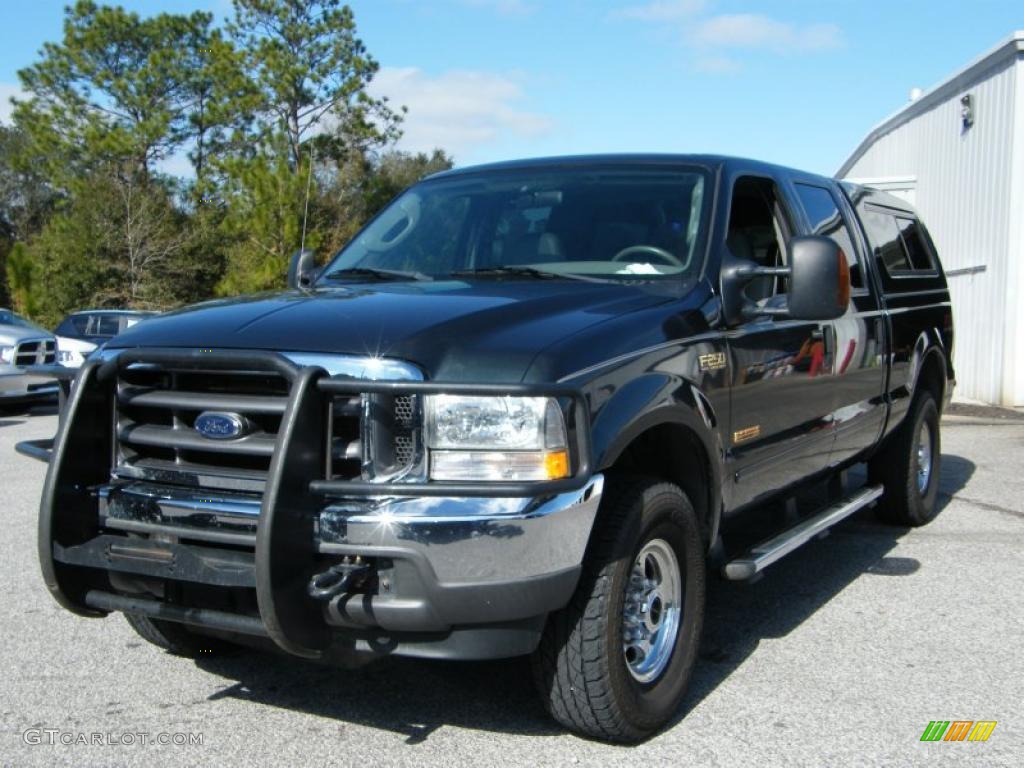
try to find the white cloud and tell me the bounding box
[611,0,706,22]
[693,55,741,74]
[370,67,553,160]
[692,14,843,53]
[611,3,843,72]
[0,83,23,125]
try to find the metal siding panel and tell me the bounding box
[843,56,1019,404]
[1006,57,1024,405]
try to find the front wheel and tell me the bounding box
[531,478,705,742]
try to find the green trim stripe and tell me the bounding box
[921,721,950,741]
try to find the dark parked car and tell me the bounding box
[20,155,953,742]
[53,309,157,367]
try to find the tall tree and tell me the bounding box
[217,140,312,295]
[0,125,58,308]
[4,243,40,316]
[13,1,219,184]
[214,0,404,294]
[0,125,56,242]
[227,0,402,172]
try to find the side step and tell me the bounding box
[723,485,884,581]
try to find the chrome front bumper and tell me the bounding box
[318,475,605,582]
[0,370,60,400]
[97,475,604,637]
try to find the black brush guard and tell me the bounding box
[32,348,592,659]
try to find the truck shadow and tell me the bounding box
[674,452,974,728]
[0,402,58,420]
[193,454,974,744]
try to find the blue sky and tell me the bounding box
[0,0,1021,175]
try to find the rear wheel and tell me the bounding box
[531,478,705,743]
[124,614,240,657]
[869,391,942,526]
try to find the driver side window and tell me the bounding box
[726,176,792,302]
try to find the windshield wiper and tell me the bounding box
[450,266,606,283]
[322,267,433,282]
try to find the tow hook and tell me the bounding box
[307,556,371,601]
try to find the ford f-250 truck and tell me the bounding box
[18,155,954,742]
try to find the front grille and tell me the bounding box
[111,358,420,493]
[113,365,291,492]
[15,339,56,366]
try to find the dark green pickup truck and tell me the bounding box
[20,155,954,742]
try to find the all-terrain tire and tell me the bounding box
[869,391,942,526]
[531,477,705,743]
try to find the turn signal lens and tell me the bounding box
[430,449,571,482]
[544,450,570,480]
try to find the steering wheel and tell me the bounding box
[610,245,683,267]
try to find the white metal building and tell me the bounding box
[838,32,1024,406]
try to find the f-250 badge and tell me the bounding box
[698,352,727,372]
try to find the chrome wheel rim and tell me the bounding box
[916,421,933,495]
[622,539,682,684]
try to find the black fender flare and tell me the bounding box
[907,329,950,406]
[588,372,725,546]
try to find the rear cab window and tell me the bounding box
[851,190,943,295]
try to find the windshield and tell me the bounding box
[319,166,711,282]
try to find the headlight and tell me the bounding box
[0,346,14,364]
[57,350,75,363]
[425,395,570,481]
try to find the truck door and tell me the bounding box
[789,180,887,466]
[724,175,835,510]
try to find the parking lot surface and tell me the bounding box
[1,406,1021,767]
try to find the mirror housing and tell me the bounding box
[786,236,850,321]
[287,249,317,290]
[720,235,849,325]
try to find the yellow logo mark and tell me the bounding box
[967,721,997,742]
[698,352,727,372]
[733,425,761,443]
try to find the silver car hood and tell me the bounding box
[0,324,55,344]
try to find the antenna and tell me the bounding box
[300,143,315,253]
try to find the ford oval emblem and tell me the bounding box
[194,411,249,440]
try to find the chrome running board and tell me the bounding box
[723,485,884,581]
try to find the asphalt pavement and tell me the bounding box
[1,404,1021,767]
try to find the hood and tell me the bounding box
[107,279,686,381]
[56,335,98,354]
[0,324,54,345]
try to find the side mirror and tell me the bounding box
[287,249,318,290]
[787,236,850,321]
[719,235,849,324]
